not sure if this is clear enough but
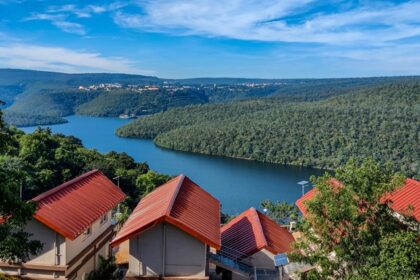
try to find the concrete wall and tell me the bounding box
[25,219,66,265]
[129,222,207,277]
[0,218,67,279]
[66,210,112,263]
[248,249,275,269]
[77,239,111,280]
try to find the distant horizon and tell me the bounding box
[2,67,420,81]
[1,1,420,78]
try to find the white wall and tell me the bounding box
[129,222,207,277]
[25,219,66,265]
[66,210,112,263]
[249,249,275,269]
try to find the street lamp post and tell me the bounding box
[297,180,309,196]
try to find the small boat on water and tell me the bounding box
[118,114,136,119]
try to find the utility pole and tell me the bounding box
[113,176,122,215]
[113,176,121,188]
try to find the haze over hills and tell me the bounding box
[1,68,420,126]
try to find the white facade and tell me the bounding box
[0,210,113,280]
[128,222,208,278]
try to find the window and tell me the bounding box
[82,226,92,240]
[100,213,108,225]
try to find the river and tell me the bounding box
[21,115,324,214]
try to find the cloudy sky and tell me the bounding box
[0,0,419,78]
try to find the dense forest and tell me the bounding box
[2,69,420,126]
[75,88,209,117]
[117,83,420,179]
[2,111,67,127]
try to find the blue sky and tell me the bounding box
[0,0,419,78]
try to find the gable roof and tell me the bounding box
[32,169,126,240]
[381,178,420,221]
[221,208,295,258]
[295,189,316,218]
[111,174,221,249]
[296,178,420,222]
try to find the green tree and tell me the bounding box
[0,105,42,263]
[260,200,299,224]
[289,159,419,279]
[135,171,171,197]
[86,256,118,280]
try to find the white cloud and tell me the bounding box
[46,4,108,18]
[52,21,86,35]
[24,2,126,35]
[25,13,87,35]
[25,13,65,21]
[113,0,420,45]
[0,43,151,74]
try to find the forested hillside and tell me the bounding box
[117,83,420,178]
[0,69,161,125]
[75,89,209,117]
[2,69,420,126]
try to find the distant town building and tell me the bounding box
[0,170,125,280]
[111,174,221,280]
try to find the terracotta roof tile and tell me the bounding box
[32,170,125,239]
[296,178,420,222]
[221,208,294,258]
[381,179,420,221]
[111,175,221,249]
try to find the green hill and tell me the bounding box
[75,89,209,117]
[1,69,420,127]
[117,82,420,178]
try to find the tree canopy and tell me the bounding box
[118,83,420,179]
[0,105,170,262]
[290,159,420,279]
[0,105,42,262]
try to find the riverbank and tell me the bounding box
[21,115,324,213]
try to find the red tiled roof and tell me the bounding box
[111,174,221,249]
[381,179,420,221]
[296,178,420,222]
[221,208,295,258]
[32,170,125,240]
[296,188,316,217]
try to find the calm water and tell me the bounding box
[21,115,324,214]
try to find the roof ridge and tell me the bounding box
[32,169,100,202]
[165,174,185,216]
[252,208,269,248]
[406,178,419,184]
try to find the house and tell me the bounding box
[0,169,126,280]
[110,174,221,279]
[296,178,420,223]
[216,207,295,280]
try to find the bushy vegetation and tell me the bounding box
[0,104,170,262]
[118,83,420,178]
[290,159,420,279]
